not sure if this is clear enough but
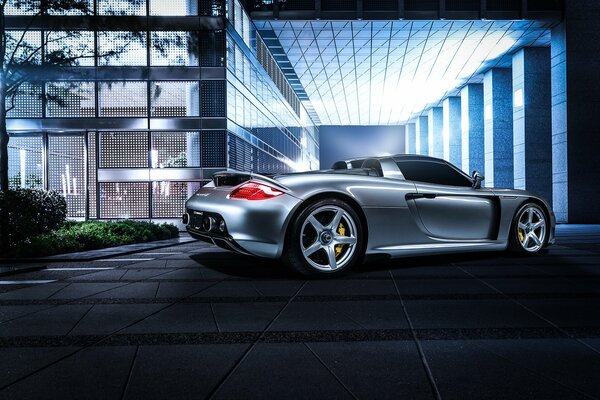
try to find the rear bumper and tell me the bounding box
[185,187,302,258]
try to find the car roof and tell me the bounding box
[344,154,449,164]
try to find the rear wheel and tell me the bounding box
[282,199,365,277]
[508,202,548,255]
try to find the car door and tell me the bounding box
[396,159,498,240]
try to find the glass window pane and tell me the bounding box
[150,81,199,117]
[45,31,95,66]
[98,31,147,66]
[99,182,150,218]
[48,135,86,218]
[46,82,96,118]
[150,0,197,15]
[396,160,472,187]
[99,82,148,117]
[150,32,199,66]
[151,131,201,167]
[99,131,149,168]
[98,0,146,15]
[47,0,93,14]
[5,31,42,64]
[4,0,38,15]
[7,135,44,189]
[201,130,226,167]
[200,80,226,117]
[152,181,203,217]
[6,83,43,118]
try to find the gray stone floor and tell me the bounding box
[1,225,599,399]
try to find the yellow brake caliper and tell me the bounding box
[335,222,346,257]
[518,227,525,242]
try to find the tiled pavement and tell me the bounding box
[1,225,599,399]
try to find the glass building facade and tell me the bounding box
[5,0,319,223]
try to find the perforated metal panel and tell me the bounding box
[99,82,148,117]
[46,82,96,118]
[151,32,199,66]
[150,0,197,15]
[45,31,95,66]
[151,131,201,168]
[5,31,41,64]
[150,81,200,117]
[48,135,86,218]
[200,80,226,117]
[4,0,38,14]
[99,131,149,168]
[152,181,203,217]
[6,83,42,118]
[201,131,226,167]
[322,0,356,10]
[98,0,147,15]
[47,0,93,14]
[7,135,44,190]
[88,132,97,219]
[98,32,147,66]
[99,182,150,219]
[228,134,253,172]
[199,31,226,67]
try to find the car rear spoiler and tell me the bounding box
[212,170,289,191]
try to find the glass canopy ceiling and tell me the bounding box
[255,20,552,126]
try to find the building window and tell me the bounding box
[48,135,86,218]
[98,82,148,117]
[98,0,147,15]
[152,181,203,217]
[150,0,198,15]
[151,131,201,168]
[45,31,95,66]
[7,136,44,190]
[99,182,150,218]
[46,82,96,118]
[99,131,149,168]
[98,31,147,66]
[150,31,200,66]
[6,83,43,118]
[150,81,200,117]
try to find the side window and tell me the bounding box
[396,160,472,187]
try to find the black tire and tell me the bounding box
[508,202,548,255]
[282,198,366,277]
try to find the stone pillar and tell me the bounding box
[513,48,552,204]
[460,83,484,176]
[550,1,600,222]
[428,107,443,159]
[483,68,513,188]
[406,122,416,154]
[442,96,461,166]
[415,115,428,155]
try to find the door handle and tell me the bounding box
[406,193,436,200]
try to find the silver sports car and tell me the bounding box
[184,154,555,276]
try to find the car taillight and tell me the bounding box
[228,182,284,200]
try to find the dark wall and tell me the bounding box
[319,125,406,169]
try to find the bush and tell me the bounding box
[0,188,67,252]
[10,220,179,258]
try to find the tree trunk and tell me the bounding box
[0,78,9,192]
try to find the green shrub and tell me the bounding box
[0,188,67,252]
[10,220,179,258]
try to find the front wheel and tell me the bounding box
[508,202,548,255]
[282,199,365,277]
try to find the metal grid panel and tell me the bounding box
[4,0,38,15]
[48,135,86,218]
[7,135,44,190]
[98,32,147,66]
[258,20,552,125]
[152,181,203,217]
[47,0,93,14]
[46,82,96,118]
[150,81,200,117]
[99,182,150,218]
[99,82,148,117]
[201,130,226,167]
[150,32,199,66]
[99,131,148,168]
[5,31,42,64]
[6,83,42,118]
[200,80,226,117]
[151,131,201,167]
[98,0,147,15]
[198,31,226,67]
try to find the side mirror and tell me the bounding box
[472,170,484,189]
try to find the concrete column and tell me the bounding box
[442,96,461,166]
[406,122,416,154]
[460,83,484,175]
[483,68,513,188]
[551,2,600,223]
[512,48,552,205]
[415,115,428,155]
[427,107,443,159]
